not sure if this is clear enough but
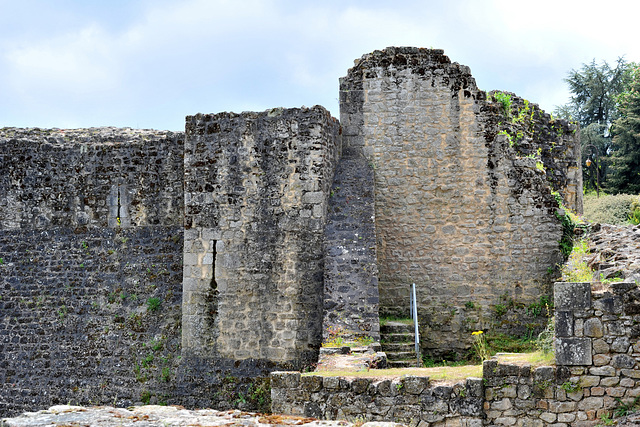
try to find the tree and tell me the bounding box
[609,66,640,194]
[555,58,634,192]
[559,57,630,129]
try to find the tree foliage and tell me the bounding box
[562,58,630,129]
[610,66,640,193]
[555,58,636,193]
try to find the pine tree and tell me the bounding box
[610,66,640,194]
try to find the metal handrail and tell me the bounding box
[410,283,420,365]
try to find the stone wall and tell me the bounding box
[491,93,583,214]
[181,106,341,365]
[271,372,483,425]
[340,47,573,357]
[0,128,185,416]
[322,146,380,341]
[273,281,640,426]
[0,128,184,229]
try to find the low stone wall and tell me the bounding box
[271,282,640,426]
[271,372,483,425]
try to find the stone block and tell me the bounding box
[549,401,576,413]
[323,376,340,390]
[556,338,592,366]
[592,354,611,366]
[592,339,610,354]
[579,376,600,387]
[271,371,301,389]
[492,398,512,411]
[555,311,573,337]
[402,376,429,395]
[555,282,591,310]
[589,366,616,376]
[621,369,640,379]
[611,337,630,353]
[605,387,625,397]
[540,412,556,423]
[611,354,635,369]
[583,318,603,338]
[577,396,604,411]
[557,413,576,423]
[465,378,483,398]
[300,375,323,392]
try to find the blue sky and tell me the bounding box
[2,0,639,131]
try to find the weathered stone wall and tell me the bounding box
[340,47,572,357]
[271,372,483,425]
[182,106,341,366]
[0,128,186,417]
[0,128,184,229]
[491,93,583,214]
[322,146,380,341]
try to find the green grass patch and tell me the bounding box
[305,365,482,382]
[306,351,552,383]
[485,332,538,355]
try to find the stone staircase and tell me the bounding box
[380,321,421,368]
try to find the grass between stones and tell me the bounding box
[305,351,554,383]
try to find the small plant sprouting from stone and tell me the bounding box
[492,91,512,118]
[560,381,580,393]
[465,301,475,310]
[598,412,616,426]
[146,297,161,312]
[493,303,507,317]
[472,330,490,362]
[161,366,171,383]
[322,324,346,347]
[614,395,640,418]
[57,305,68,321]
[561,238,593,282]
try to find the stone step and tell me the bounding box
[381,342,415,352]
[387,359,421,368]
[381,333,415,343]
[380,321,415,334]
[386,351,418,361]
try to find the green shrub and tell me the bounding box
[146,297,162,312]
[583,193,639,225]
[630,197,640,225]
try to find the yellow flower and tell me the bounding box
[472,331,483,336]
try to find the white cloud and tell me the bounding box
[1,0,639,129]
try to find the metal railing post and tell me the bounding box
[411,283,420,365]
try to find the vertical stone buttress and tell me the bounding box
[340,47,571,356]
[182,106,340,365]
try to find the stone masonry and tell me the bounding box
[272,280,640,426]
[0,47,582,417]
[322,145,380,341]
[340,47,578,356]
[181,106,340,365]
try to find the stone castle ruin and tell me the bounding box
[0,47,582,416]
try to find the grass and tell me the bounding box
[494,351,554,366]
[561,239,594,282]
[485,332,538,355]
[307,351,552,383]
[306,365,482,382]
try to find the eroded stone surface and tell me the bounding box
[2,405,404,427]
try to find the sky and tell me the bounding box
[2,0,640,131]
